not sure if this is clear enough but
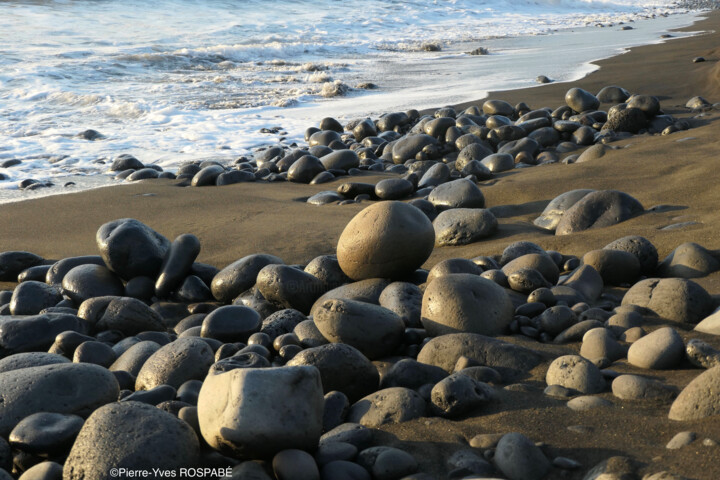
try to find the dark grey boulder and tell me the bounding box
[211,254,284,303]
[602,107,648,133]
[309,130,342,147]
[433,208,498,246]
[627,94,660,117]
[582,249,640,286]
[201,305,261,342]
[455,143,493,171]
[0,252,44,282]
[418,162,450,188]
[96,218,170,280]
[155,234,201,298]
[597,85,630,103]
[0,352,70,374]
[379,282,422,328]
[191,165,225,186]
[320,150,359,171]
[481,153,514,172]
[0,363,119,436]
[9,281,62,316]
[669,365,720,420]
[63,401,199,480]
[261,309,306,340]
[555,190,644,235]
[483,100,514,117]
[313,298,404,359]
[565,87,600,112]
[62,265,124,304]
[307,191,343,205]
[431,373,494,417]
[380,359,447,390]
[287,343,379,402]
[546,355,605,394]
[427,178,484,210]
[9,412,84,455]
[0,314,87,354]
[374,178,414,200]
[311,278,390,315]
[304,255,350,291]
[45,256,105,286]
[494,432,550,480]
[110,154,143,171]
[288,155,325,183]
[135,338,214,390]
[110,341,161,377]
[256,264,325,314]
[95,297,165,335]
[216,169,256,185]
[391,134,438,164]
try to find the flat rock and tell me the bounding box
[347,387,426,427]
[433,208,498,246]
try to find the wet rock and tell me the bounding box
[565,88,600,112]
[95,297,165,335]
[9,281,62,315]
[96,218,170,280]
[62,265,124,304]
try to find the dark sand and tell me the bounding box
[2,11,720,480]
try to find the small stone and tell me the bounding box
[666,431,696,449]
[567,395,613,411]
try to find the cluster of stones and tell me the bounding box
[105,87,707,195]
[0,201,718,479]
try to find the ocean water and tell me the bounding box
[0,0,703,201]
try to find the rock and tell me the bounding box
[421,273,513,337]
[9,412,84,455]
[95,297,165,335]
[666,431,696,450]
[427,258,481,284]
[288,155,325,183]
[695,310,720,335]
[503,253,559,285]
[507,268,551,294]
[96,218,170,280]
[567,396,613,411]
[135,338,214,390]
[500,241,546,266]
[483,100,514,117]
[0,352,69,374]
[433,208,498,246]
[18,461,63,480]
[657,242,720,278]
[565,88,600,112]
[456,143,494,171]
[212,254,284,303]
[311,278,390,315]
[320,150,359,171]
[347,387,426,427]
[427,178,485,210]
[581,328,626,367]
[611,374,677,401]
[360,447,418,480]
[0,314,87,354]
[597,85,630,103]
[668,365,720,420]
[197,366,323,458]
[392,135,439,164]
[110,154,143,171]
[582,249,640,286]
[627,94,660,117]
[534,189,595,231]
[604,235,658,275]
[686,96,710,109]
[374,178,414,200]
[378,282,422,328]
[546,355,605,394]
[261,309,306,340]
[110,341,161,376]
[494,432,550,480]
[63,401,199,479]
[314,298,404,359]
[0,363,118,436]
[555,190,644,235]
[418,162,450,188]
[322,391,350,433]
[73,341,117,367]
[431,373,493,417]
[155,234,201,298]
[559,265,602,302]
[273,449,320,480]
[216,169,256,185]
[583,456,636,480]
[603,107,648,133]
[61,265,124,304]
[320,460,371,480]
[627,327,685,370]
[417,333,542,381]
[287,343,379,402]
[622,278,713,324]
[256,264,325,314]
[9,281,62,315]
[380,359,448,390]
[337,202,434,281]
[201,305,261,342]
[481,153,514,173]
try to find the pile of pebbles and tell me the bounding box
[0,202,719,479]
[108,87,708,196]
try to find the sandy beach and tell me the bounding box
[1,9,720,480]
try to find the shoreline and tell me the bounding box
[0,8,719,480]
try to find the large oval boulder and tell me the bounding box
[555,190,644,235]
[669,365,720,421]
[135,338,214,390]
[211,254,284,303]
[427,178,485,211]
[621,278,713,324]
[337,202,434,281]
[433,209,498,247]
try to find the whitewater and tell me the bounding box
[0,0,704,201]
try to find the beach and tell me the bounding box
[0,5,719,480]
